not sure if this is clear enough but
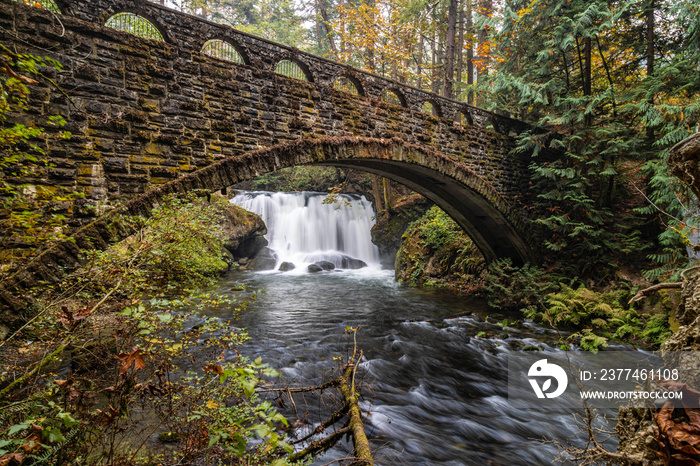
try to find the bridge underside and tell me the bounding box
[0,137,538,320]
[316,159,535,264]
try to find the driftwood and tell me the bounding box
[629,282,682,303]
[262,333,374,465]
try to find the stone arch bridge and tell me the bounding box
[0,0,552,316]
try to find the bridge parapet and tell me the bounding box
[44,0,527,134]
[1,0,534,204]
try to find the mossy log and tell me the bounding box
[270,338,374,465]
[339,357,374,465]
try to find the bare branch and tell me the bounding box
[629,282,682,303]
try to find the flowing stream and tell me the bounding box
[212,191,613,465]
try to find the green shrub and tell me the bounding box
[83,192,229,295]
[396,206,485,292]
[525,284,671,350]
[484,259,562,313]
[485,262,672,350]
[0,194,298,465]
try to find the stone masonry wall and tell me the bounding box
[0,0,533,207]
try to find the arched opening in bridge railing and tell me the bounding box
[421,100,441,117]
[14,0,61,13]
[380,89,407,107]
[333,75,363,96]
[105,12,165,42]
[460,111,473,127]
[201,39,246,64]
[274,59,312,82]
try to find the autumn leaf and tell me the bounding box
[203,364,224,375]
[93,405,120,425]
[0,453,24,466]
[654,382,700,465]
[18,438,40,455]
[58,305,91,331]
[116,347,146,375]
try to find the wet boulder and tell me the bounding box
[315,260,335,271]
[279,262,296,272]
[219,202,268,260]
[339,255,367,269]
[248,247,277,271]
[308,263,323,273]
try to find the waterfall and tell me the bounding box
[231,191,381,270]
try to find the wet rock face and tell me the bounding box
[663,270,700,355]
[248,247,277,271]
[669,133,700,200]
[220,203,268,261]
[678,270,700,328]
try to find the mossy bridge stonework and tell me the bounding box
[0,0,547,318]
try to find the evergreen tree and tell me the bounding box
[482,0,700,277]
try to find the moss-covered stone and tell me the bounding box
[394,206,486,294]
[213,196,268,260]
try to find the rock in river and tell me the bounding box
[279,262,296,272]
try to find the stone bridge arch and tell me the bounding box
[0,137,537,317]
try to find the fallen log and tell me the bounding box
[338,352,373,465]
[262,331,375,465]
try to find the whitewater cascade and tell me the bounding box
[231,191,381,270]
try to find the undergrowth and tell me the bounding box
[0,193,300,465]
[484,259,673,351]
[395,206,486,293]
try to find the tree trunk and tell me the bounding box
[456,0,465,101]
[466,0,474,105]
[382,178,394,215]
[584,37,592,96]
[575,36,586,95]
[476,0,492,104]
[371,175,384,216]
[646,0,655,77]
[417,35,424,89]
[646,0,655,142]
[364,0,375,72]
[431,32,437,93]
[584,36,592,126]
[443,0,458,98]
[435,33,443,94]
[340,0,346,54]
[339,361,374,465]
[317,0,340,59]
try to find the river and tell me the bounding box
[217,191,613,465]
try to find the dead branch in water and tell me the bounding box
[261,329,375,465]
